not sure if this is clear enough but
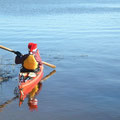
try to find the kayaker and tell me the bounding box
[15,42,42,72]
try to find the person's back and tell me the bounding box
[23,54,38,70]
[15,43,42,72]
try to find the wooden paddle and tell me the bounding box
[0,45,56,68]
[0,45,15,53]
[42,61,56,69]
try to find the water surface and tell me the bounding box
[0,0,120,120]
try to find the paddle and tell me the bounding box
[0,45,56,68]
[0,45,16,53]
[42,61,56,69]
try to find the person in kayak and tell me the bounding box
[15,43,42,72]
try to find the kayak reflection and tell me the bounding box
[0,70,56,112]
[19,82,42,111]
[19,70,56,111]
[28,82,42,111]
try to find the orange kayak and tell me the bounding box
[18,65,43,101]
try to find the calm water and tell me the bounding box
[0,0,120,120]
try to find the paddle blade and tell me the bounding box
[42,61,56,68]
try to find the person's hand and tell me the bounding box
[14,51,22,57]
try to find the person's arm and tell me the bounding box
[15,54,28,64]
[14,51,23,64]
[15,56,23,64]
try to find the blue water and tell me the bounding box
[0,0,120,120]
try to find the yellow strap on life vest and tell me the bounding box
[23,55,38,70]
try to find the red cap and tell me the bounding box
[28,99,38,111]
[28,43,37,52]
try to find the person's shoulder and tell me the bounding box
[22,53,29,58]
[22,53,29,56]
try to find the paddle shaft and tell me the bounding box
[42,61,56,68]
[0,45,56,68]
[0,45,15,53]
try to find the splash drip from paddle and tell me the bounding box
[0,45,56,68]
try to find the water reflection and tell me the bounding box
[0,96,18,112]
[19,82,42,111]
[27,82,42,111]
[0,70,56,112]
